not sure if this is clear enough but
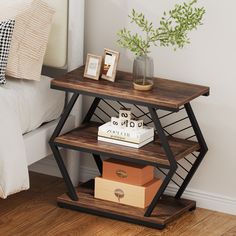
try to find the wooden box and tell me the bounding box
[103,158,154,186]
[95,177,162,208]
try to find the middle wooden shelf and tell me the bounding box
[54,122,199,167]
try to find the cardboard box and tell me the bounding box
[103,158,154,186]
[95,177,162,208]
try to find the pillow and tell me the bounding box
[0,0,55,81]
[0,19,15,85]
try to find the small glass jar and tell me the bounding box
[133,55,154,91]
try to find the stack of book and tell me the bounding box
[98,108,154,148]
[98,122,154,148]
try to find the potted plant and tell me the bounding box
[117,0,206,91]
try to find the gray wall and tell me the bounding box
[83,0,236,214]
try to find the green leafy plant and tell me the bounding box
[117,0,206,57]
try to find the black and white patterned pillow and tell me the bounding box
[0,19,15,85]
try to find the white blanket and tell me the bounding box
[0,85,29,198]
[0,76,65,198]
[8,76,65,135]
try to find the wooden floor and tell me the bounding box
[0,173,236,236]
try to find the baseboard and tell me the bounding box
[165,185,236,216]
[29,161,236,216]
[29,155,62,178]
[29,149,80,186]
[29,158,100,182]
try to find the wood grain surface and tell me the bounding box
[55,122,200,166]
[58,179,196,228]
[51,66,210,110]
[0,172,235,236]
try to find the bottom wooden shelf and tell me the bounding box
[57,181,196,229]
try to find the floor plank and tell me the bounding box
[222,226,236,236]
[178,212,236,236]
[0,172,235,236]
[135,208,214,236]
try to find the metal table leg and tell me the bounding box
[175,103,208,199]
[49,92,80,201]
[144,107,178,217]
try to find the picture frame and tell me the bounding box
[84,54,102,80]
[101,48,120,82]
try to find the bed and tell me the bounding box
[25,0,71,166]
[0,0,84,198]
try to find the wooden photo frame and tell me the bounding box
[101,48,120,82]
[84,54,102,80]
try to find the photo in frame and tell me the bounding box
[84,54,102,80]
[101,48,120,82]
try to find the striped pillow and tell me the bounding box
[0,0,55,81]
[0,19,15,84]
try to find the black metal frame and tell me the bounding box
[49,93,80,201]
[49,90,208,226]
[58,202,165,229]
[175,103,208,198]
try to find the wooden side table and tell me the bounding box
[50,66,210,229]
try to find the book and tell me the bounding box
[98,122,154,144]
[98,136,154,148]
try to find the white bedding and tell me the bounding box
[5,75,65,134]
[0,75,65,198]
